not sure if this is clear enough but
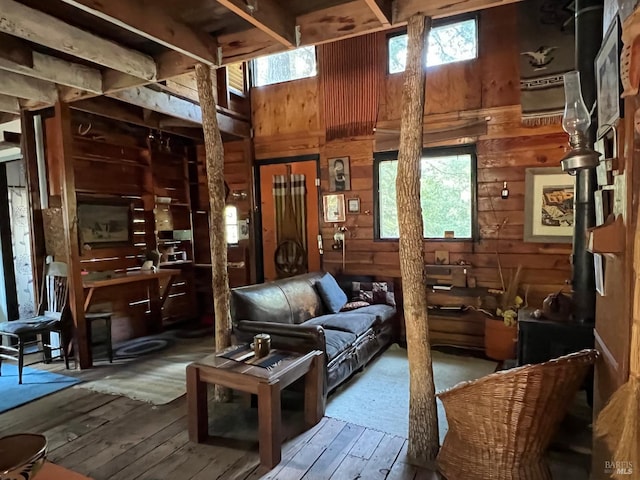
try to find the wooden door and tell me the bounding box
[259,161,320,281]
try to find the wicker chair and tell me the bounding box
[436,349,598,480]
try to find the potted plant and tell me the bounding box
[484,266,524,361]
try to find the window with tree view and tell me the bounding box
[376,148,475,240]
[388,18,478,74]
[252,46,317,87]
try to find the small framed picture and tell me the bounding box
[347,197,360,214]
[322,193,346,223]
[596,16,623,138]
[328,156,351,192]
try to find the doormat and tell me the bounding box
[0,364,81,413]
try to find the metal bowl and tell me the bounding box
[0,434,47,480]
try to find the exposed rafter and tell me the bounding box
[216,0,297,47]
[58,0,219,65]
[0,51,102,94]
[0,94,20,115]
[0,130,21,151]
[0,70,58,103]
[0,0,157,80]
[363,0,392,26]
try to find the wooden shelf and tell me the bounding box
[587,215,625,255]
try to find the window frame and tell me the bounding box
[224,204,240,246]
[386,14,480,75]
[373,145,478,242]
[250,46,318,88]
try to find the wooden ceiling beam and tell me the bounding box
[58,0,219,65]
[106,86,250,137]
[0,51,102,94]
[0,94,20,115]
[0,33,32,68]
[216,0,297,47]
[0,70,58,104]
[0,0,157,80]
[363,0,392,26]
[0,112,19,125]
[393,0,521,22]
[69,96,203,140]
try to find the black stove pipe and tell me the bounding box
[571,0,603,324]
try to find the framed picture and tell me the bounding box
[323,193,346,223]
[78,198,132,247]
[328,156,351,192]
[596,16,623,138]
[524,167,575,243]
[347,197,360,214]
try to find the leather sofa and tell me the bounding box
[231,272,397,394]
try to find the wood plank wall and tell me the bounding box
[251,4,572,308]
[193,140,253,317]
[43,115,196,342]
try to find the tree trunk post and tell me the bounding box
[195,62,231,402]
[396,14,439,465]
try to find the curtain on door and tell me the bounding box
[273,173,307,277]
[8,187,35,318]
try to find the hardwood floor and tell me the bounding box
[0,380,438,480]
[1,349,590,480]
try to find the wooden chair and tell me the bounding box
[436,349,598,480]
[0,260,73,384]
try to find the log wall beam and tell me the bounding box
[216,0,297,47]
[0,51,103,94]
[58,0,219,65]
[0,0,157,80]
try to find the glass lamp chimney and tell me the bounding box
[562,71,591,140]
[559,70,599,173]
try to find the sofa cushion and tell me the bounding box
[307,313,378,336]
[340,301,370,311]
[342,304,396,323]
[324,329,357,361]
[352,281,396,307]
[316,273,348,313]
[231,272,324,325]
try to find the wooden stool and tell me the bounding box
[85,312,113,363]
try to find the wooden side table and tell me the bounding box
[186,348,324,468]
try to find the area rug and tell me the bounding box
[0,364,81,413]
[325,344,497,443]
[76,337,213,405]
[113,335,175,359]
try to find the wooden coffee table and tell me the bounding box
[186,348,324,468]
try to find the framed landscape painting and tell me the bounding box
[78,199,132,247]
[524,167,575,243]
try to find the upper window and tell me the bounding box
[375,147,476,240]
[252,46,317,87]
[388,18,478,74]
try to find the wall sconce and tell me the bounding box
[501,181,509,199]
[559,71,600,174]
[231,190,248,201]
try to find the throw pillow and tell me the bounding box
[352,281,396,307]
[317,273,348,313]
[340,300,371,311]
